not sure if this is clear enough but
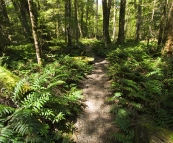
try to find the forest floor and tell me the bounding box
[73,56,117,143]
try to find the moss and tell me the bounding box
[0,66,20,92]
[0,66,31,99]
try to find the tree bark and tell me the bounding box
[135,0,142,42]
[117,0,126,45]
[102,0,111,47]
[74,0,79,43]
[163,2,173,54]
[112,0,116,41]
[0,0,10,48]
[95,0,98,38]
[158,0,168,46]
[0,0,10,25]
[12,0,31,40]
[65,0,72,46]
[85,0,89,37]
[28,0,42,65]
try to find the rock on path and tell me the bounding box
[73,57,117,143]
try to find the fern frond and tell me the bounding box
[115,116,131,133]
[12,78,28,105]
[155,108,173,128]
[112,132,133,143]
[0,104,15,115]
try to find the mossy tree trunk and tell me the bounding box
[163,2,173,54]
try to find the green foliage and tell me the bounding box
[0,55,92,143]
[107,42,173,143]
[0,66,20,92]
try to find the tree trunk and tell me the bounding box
[112,0,116,41]
[117,0,126,45]
[163,2,173,54]
[65,0,72,46]
[102,0,111,47]
[81,5,84,37]
[95,0,98,38]
[12,0,31,40]
[74,0,79,43]
[85,0,89,37]
[158,0,168,46]
[28,0,42,65]
[0,0,10,25]
[135,0,142,42]
[0,0,10,48]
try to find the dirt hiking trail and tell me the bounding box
[73,56,117,143]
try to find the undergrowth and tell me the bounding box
[107,43,173,142]
[0,55,92,143]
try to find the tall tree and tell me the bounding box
[12,0,31,40]
[102,0,111,46]
[163,2,173,54]
[0,0,10,25]
[28,0,42,65]
[0,0,10,49]
[95,0,99,38]
[74,0,79,43]
[158,0,168,46]
[117,0,126,45]
[134,0,142,42]
[112,0,117,41]
[65,0,72,46]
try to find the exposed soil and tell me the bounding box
[73,56,117,143]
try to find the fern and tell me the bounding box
[0,104,15,115]
[12,78,28,106]
[107,43,173,142]
[155,108,173,128]
[112,130,134,143]
[0,55,90,142]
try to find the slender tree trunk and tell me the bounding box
[112,0,116,41]
[163,2,173,54]
[80,6,84,37]
[0,0,10,46]
[117,0,126,45]
[12,0,31,40]
[0,13,6,53]
[148,0,156,40]
[95,0,98,38]
[28,0,42,65]
[57,1,61,38]
[135,0,142,42]
[74,0,79,43]
[65,0,72,46]
[85,0,89,37]
[158,0,168,46]
[102,0,111,47]
[0,0,10,25]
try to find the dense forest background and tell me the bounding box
[1,0,173,142]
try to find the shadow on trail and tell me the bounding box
[74,56,117,143]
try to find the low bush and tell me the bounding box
[0,55,92,143]
[107,43,173,142]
